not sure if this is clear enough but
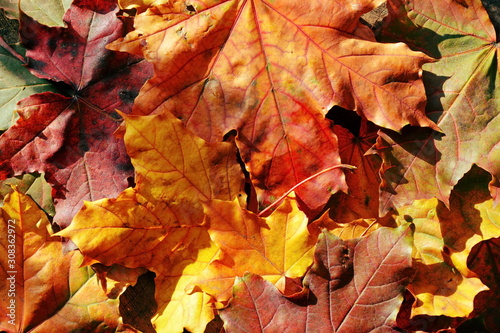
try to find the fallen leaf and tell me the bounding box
[395,289,470,333]
[220,224,414,332]
[0,43,57,130]
[0,1,153,227]
[190,194,318,305]
[58,187,183,268]
[58,193,220,332]
[395,196,491,317]
[20,1,125,87]
[58,110,245,332]
[2,0,497,331]
[0,189,121,332]
[373,0,500,214]
[439,175,500,280]
[328,119,382,222]
[0,0,72,27]
[20,0,73,27]
[108,0,436,213]
[0,173,54,216]
[117,111,245,226]
[152,228,219,333]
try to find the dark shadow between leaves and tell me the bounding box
[381,2,467,59]
[482,0,500,41]
[326,105,362,136]
[422,71,449,124]
[120,270,158,333]
[376,137,409,195]
[203,315,224,333]
[438,165,493,253]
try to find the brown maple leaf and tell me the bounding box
[220,225,414,333]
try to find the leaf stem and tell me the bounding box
[0,36,27,64]
[360,219,378,237]
[258,164,356,217]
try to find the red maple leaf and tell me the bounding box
[0,1,152,227]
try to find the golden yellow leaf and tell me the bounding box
[189,194,318,305]
[396,198,489,317]
[62,205,220,332]
[118,111,245,226]
[58,188,178,268]
[152,228,219,333]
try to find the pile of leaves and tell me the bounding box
[0,0,499,332]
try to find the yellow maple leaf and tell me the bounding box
[438,194,500,279]
[152,227,220,333]
[59,110,246,332]
[117,111,245,226]
[189,194,318,305]
[396,198,490,317]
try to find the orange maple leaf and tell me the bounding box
[0,190,121,332]
[108,0,437,213]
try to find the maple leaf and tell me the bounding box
[189,194,318,305]
[0,1,153,228]
[1,173,54,216]
[372,0,500,214]
[0,189,121,332]
[396,198,488,318]
[61,213,220,333]
[219,225,414,332]
[151,228,219,333]
[0,0,71,27]
[107,0,437,213]
[0,0,117,29]
[57,188,179,268]
[2,0,498,331]
[58,109,245,332]
[116,110,246,225]
[24,0,72,27]
[328,118,382,222]
[0,42,58,130]
[393,168,499,318]
[437,168,500,280]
